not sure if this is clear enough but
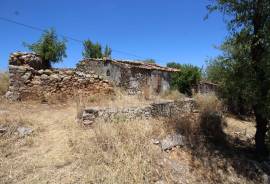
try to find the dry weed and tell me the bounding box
[193,93,227,142]
[69,119,167,183]
[160,90,185,101]
[0,72,9,96]
[0,94,265,184]
[194,92,223,112]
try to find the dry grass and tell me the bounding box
[160,90,185,101]
[70,119,168,183]
[0,94,266,184]
[194,92,223,112]
[193,93,227,142]
[0,72,9,96]
[164,114,263,183]
[0,98,172,183]
[75,88,152,109]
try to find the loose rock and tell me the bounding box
[160,134,186,151]
[17,127,33,137]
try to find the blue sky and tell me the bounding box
[0,0,227,70]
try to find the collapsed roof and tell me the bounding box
[83,58,180,72]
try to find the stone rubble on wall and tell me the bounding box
[6,52,114,101]
[76,59,173,96]
[9,52,46,69]
[80,98,197,125]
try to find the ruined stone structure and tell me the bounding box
[197,81,218,94]
[76,58,179,95]
[6,52,113,101]
[80,98,197,125]
[6,52,180,101]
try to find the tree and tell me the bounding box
[82,40,112,59]
[167,62,201,96]
[24,28,67,68]
[82,40,102,59]
[208,0,270,156]
[104,45,112,58]
[205,36,253,115]
[143,59,156,64]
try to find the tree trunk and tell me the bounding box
[254,108,269,157]
[251,0,269,157]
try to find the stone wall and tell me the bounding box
[76,59,172,95]
[80,98,197,125]
[197,81,218,94]
[6,52,114,101]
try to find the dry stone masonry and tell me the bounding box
[80,98,197,125]
[6,52,113,101]
[76,58,180,95]
[5,52,182,101]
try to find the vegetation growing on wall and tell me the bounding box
[143,59,156,64]
[24,28,67,68]
[82,39,112,59]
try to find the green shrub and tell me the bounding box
[167,63,201,96]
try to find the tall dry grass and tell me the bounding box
[160,89,185,101]
[0,95,264,183]
[163,93,264,184]
[0,72,9,96]
[194,93,227,143]
[69,119,172,183]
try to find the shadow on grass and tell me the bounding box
[167,112,269,183]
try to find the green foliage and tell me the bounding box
[104,45,112,58]
[167,62,201,96]
[24,28,67,67]
[143,59,156,64]
[82,40,102,59]
[82,40,112,59]
[208,0,270,155]
[205,35,253,115]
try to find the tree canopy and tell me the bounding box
[167,62,201,96]
[207,0,270,156]
[24,28,67,68]
[82,40,112,59]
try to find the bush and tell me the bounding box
[195,93,227,143]
[205,53,253,116]
[167,63,201,96]
[0,72,9,96]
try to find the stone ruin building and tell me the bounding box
[197,81,218,94]
[76,58,179,95]
[5,52,179,101]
